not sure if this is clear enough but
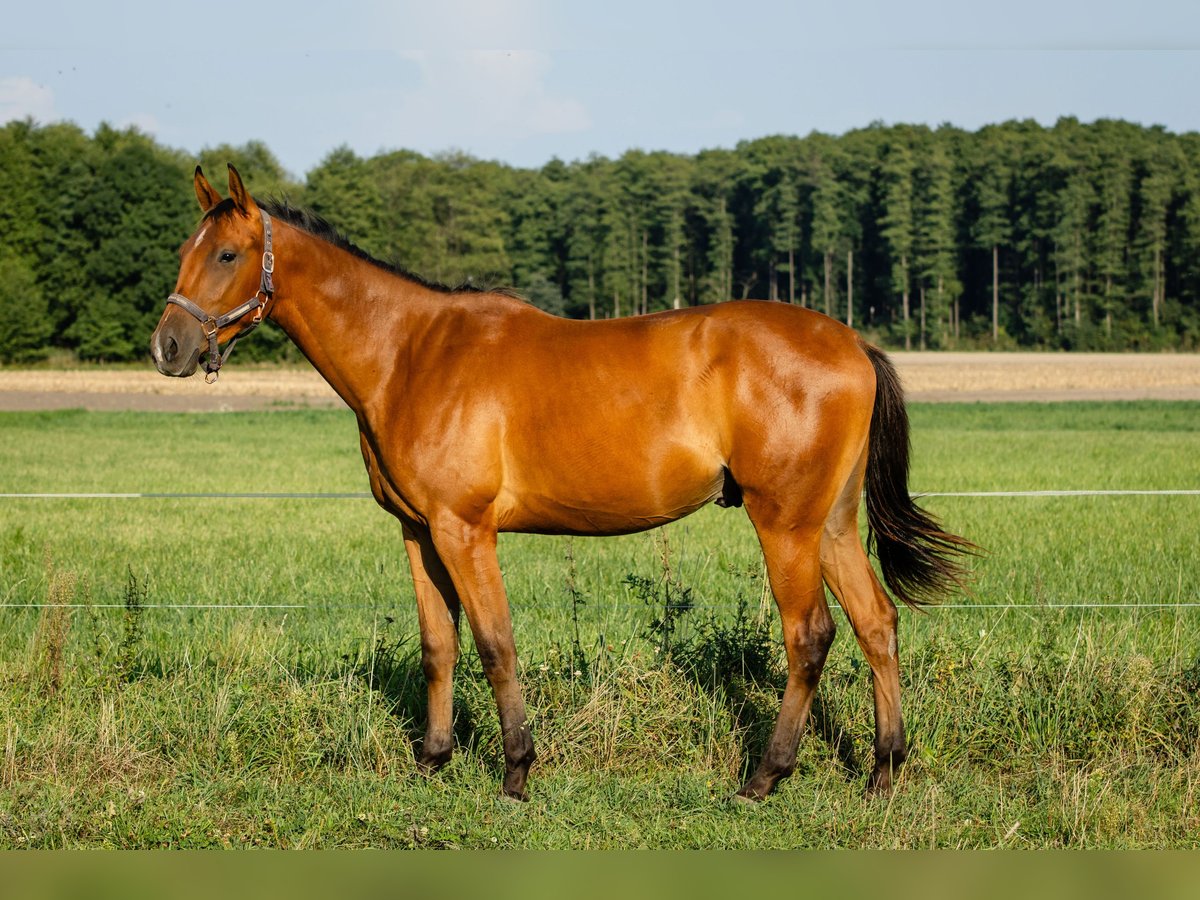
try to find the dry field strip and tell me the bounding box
[1,352,1199,410]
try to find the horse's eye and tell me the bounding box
[218,251,237,264]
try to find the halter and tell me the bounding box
[166,210,275,384]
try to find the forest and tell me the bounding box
[1,115,1198,362]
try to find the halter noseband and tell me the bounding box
[166,210,275,384]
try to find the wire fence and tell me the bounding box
[3,489,1198,500]
[1,601,1198,613]
[2,488,1197,614]
[0,492,372,500]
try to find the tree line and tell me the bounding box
[1,115,1199,362]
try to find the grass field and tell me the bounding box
[1,402,1198,847]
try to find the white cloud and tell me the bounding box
[0,76,56,123]
[396,50,590,142]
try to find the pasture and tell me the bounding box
[0,401,1198,847]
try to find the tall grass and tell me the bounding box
[0,402,1197,847]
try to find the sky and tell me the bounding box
[3,0,1200,179]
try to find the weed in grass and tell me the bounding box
[31,566,74,695]
[563,537,589,679]
[116,567,146,682]
[1168,656,1200,754]
[2,723,16,788]
[678,592,781,692]
[626,531,696,659]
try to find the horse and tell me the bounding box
[150,164,972,802]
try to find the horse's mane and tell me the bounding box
[207,197,520,298]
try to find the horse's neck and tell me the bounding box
[265,227,435,416]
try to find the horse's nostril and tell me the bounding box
[164,336,178,363]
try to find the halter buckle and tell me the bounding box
[262,250,275,274]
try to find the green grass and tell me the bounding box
[1,402,1198,847]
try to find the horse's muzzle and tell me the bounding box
[150,319,203,377]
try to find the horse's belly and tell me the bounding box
[495,452,726,536]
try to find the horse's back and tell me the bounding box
[511,300,877,433]
[506,299,872,386]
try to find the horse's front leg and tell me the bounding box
[402,524,461,773]
[430,517,535,801]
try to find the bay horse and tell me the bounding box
[151,165,972,802]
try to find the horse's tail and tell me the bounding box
[860,341,976,608]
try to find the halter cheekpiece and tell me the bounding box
[165,210,275,383]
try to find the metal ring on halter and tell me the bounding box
[164,210,275,383]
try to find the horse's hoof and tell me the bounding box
[415,742,453,775]
[416,756,451,777]
[866,785,895,799]
[500,787,529,803]
[865,771,896,798]
[730,791,762,806]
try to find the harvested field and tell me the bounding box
[1,352,1200,410]
[892,352,1200,402]
[0,366,342,412]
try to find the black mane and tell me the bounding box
[210,197,515,297]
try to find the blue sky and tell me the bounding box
[3,0,1199,179]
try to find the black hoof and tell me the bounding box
[866,767,897,797]
[415,747,452,775]
[734,779,772,802]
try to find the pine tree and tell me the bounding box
[880,136,916,348]
[1092,128,1134,343]
[563,158,612,319]
[1135,135,1179,332]
[971,127,1014,344]
[914,132,961,347]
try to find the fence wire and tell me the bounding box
[3,601,1199,614]
[2,488,1196,613]
[2,489,1198,500]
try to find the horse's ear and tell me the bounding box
[194,166,222,212]
[226,164,259,215]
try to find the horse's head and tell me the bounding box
[150,165,274,381]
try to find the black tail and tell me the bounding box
[861,343,976,608]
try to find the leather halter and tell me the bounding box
[166,210,275,383]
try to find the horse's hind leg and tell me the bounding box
[736,521,835,801]
[403,525,461,773]
[819,460,907,795]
